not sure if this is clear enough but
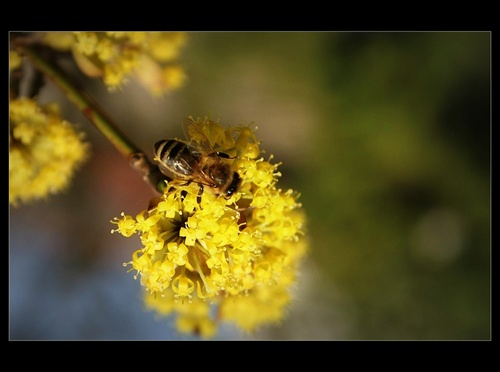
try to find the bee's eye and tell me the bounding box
[224,172,241,198]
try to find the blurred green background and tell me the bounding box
[10,32,490,340]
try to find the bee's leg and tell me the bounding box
[236,206,254,231]
[177,181,203,203]
[147,196,164,211]
[216,152,237,160]
[197,184,204,204]
[171,180,190,201]
[166,179,189,193]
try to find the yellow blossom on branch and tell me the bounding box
[111,117,308,337]
[9,97,90,206]
[41,31,188,97]
[9,50,22,71]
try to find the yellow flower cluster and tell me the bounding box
[112,117,308,338]
[9,50,22,71]
[9,97,89,206]
[41,31,187,97]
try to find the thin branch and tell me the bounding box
[20,44,167,194]
[21,45,139,157]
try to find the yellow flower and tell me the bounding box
[9,51,22,71]
[144,290,217,338]
[112,117,308,338]
[9,97,89,206]
[41,31,188,96]
[41,31,75,51]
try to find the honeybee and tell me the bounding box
[153,118,241,198]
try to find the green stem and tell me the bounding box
[21,45,139,158]
[20,45,167,194]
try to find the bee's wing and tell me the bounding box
[173,143,207,178]
[182,117,216,155]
